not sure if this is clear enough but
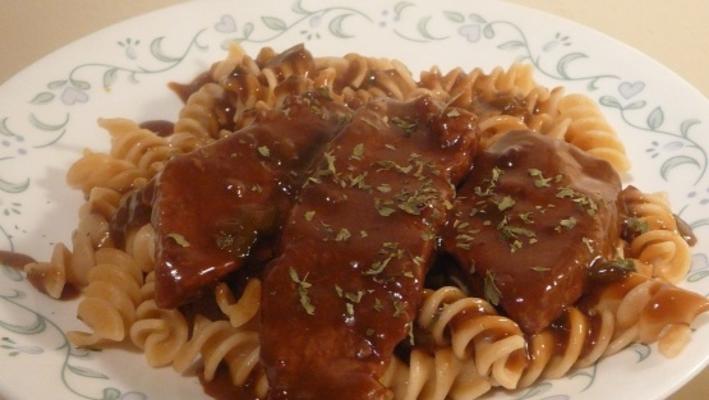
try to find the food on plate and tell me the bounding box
[15,43,707,399]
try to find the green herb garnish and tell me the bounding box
[289,267,315,315]
[531,266,551,272]
[556,216,577,232]
[377,184,392,193]
[556,186,598,215]
[351,143,364,161]
[304,211,316,221]
[335,228,351,242]
[391,117,417,135]
[484,271,502,306]
[528,168,552,188]
[496,196,516,211]
[257,146,270,157]
[626,217,649,235]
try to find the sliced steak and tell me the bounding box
[443,130,621,334]
[260,96,478,399]
[152,93,351,308]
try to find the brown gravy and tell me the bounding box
[139,120,175,137]
[200,367,259,400]
[674,213,698,246]
[0,250,35,269]
[169,70,214,103]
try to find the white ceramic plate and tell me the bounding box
[1,0,707,399]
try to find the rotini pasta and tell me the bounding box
[215,279,261,329]
[67,149,147,195]
[68,248,143,346]
[621,187,691,283]
[100,118,172,177]
[518,273,709,388]
[125,223,156,273]
[173,83,226,149]
[130,271,190,367]
[417,286,527,390]
[380,349,492,400]
[556,94,630,173]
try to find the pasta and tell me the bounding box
[101,118,172,177]
[555,94,630,173]
[67,248,143,346]
[67,150,147,195]
[173,83,227,149]
[417,286,527,390]
[622,187,691,283]
[130,271,190,367]
[380,349,492,400]
[16,42,708,400]
[520,273,709,387]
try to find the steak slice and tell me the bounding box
[152,93,351,308]
[443,130,621,334]
[260,96,478,399]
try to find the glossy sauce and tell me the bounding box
[170,70,214,103]
[261,96,478,399]
[200,367,258,400]
[443,131,622,334]
[0,250,35,269]
[139,120,175,137]
[674,213,698,246]
[109,180,155,249]
[152,93,351,308]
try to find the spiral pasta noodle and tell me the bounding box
[99,118,172,177]
[417,286,527,389]
[86,186,123,220]
[125,223,156,273]
[68,248,143,346]
[316,53,419,106]
[622,188,690,283]
[130,277,266,396]
[130,272,190,367]
[67,150,147,195]
[173,82,226,149]
[556,93,630,173]
[418,64,535,106]
[380,349,492,400]
[215,278,261,329]
[517,273,709,388]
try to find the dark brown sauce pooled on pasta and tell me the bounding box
[170,70,214,103]
[674,213,697,246]
[0,250,35,269]
[200,367,258,400]
[139,120,175,137]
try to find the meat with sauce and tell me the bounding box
[260,96,478,399]
[151,92,351,308]
[442,130,621,334]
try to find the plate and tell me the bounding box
[1,0,708,399]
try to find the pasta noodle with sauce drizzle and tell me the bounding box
[621,187,691,283]
[380,349,492,400]
[417,286,528,390]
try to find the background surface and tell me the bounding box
[0,0,707,398]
